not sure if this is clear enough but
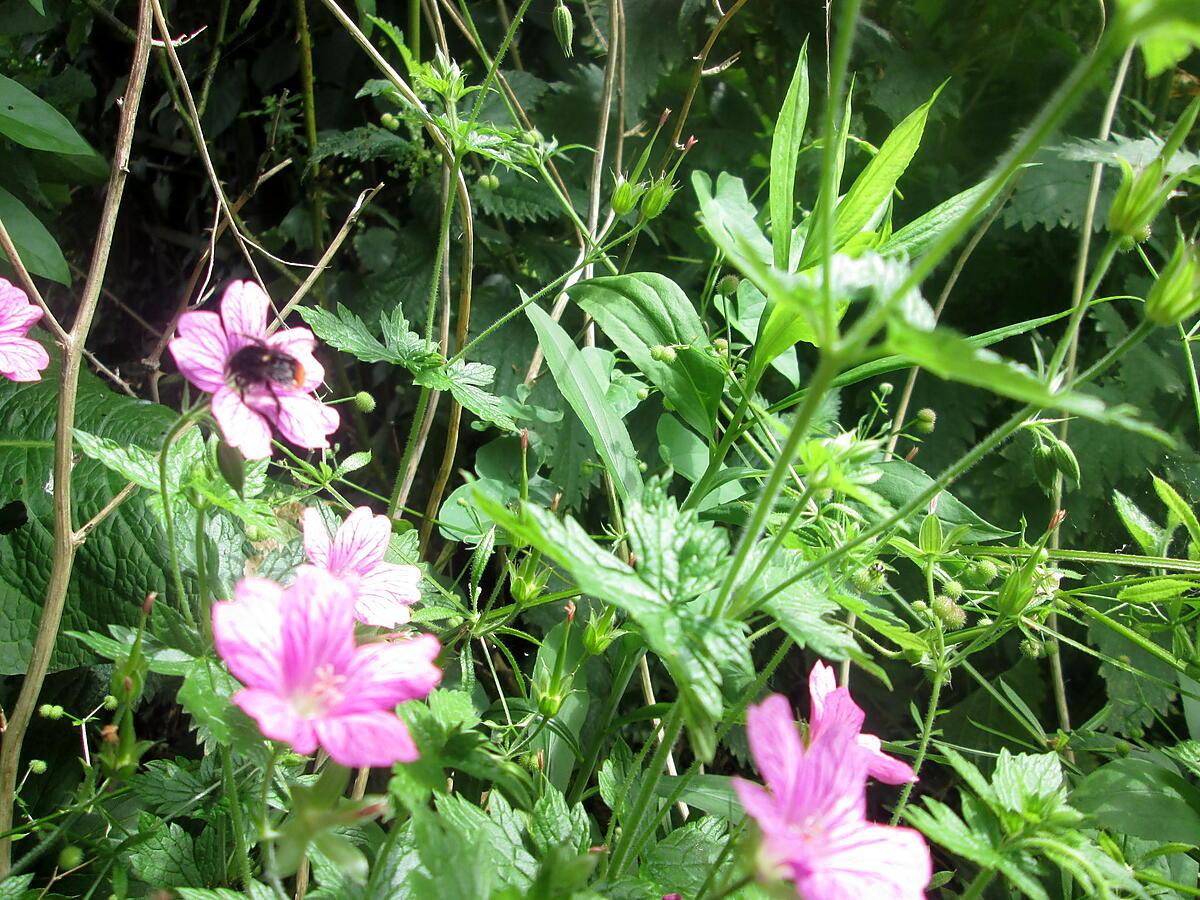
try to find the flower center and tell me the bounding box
[291,664,346,718]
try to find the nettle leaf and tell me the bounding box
[640,816,729,897]
[0,360,187,673]
[436,794,538,890]
[758,555,860,661]
[314,125,413,165]
[529,788,590,857]
[1074,757,1200,845]
[878,177,995,261]
[130,813,206,888]
[475,172,562,223]
[572,273,724,437]
[411,358,516,431]
[625,479,729,601]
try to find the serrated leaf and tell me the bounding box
[529,789,590,857]
[878,178,994,261]
[640,816,728,896]
[130,813,204,888]
[412,358,516,431]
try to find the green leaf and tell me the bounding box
[798,85,942,270]
[759,557,860,660]
[653,774,741,820]
[526,304,643,501]
[1152,474,1200,550]
[572,273,723,437]
[130,813,205,888]
[990,749,1065,817]
[693,171,773,293]
[872,459,1013,542]
[625,477,729,602]
[0,74,96,155]
[641,816,728,897]
[295,303,437,369]
[770,40,810,270]
[412,358,516,432]
[1074,758,1200,844]
[0,185,69,284]
[436,794,538,890]
[878,178,994,261]
[73,427,203,492]
[529,789,590,857]
[1113,489,1166,556]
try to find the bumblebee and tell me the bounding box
[226,342,305,396]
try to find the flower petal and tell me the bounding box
[808,659,838,723]
[858,734,917,784]
[302,507,332,568]
[353,564,421,627]
[234,688,317,754]
[212,577,285,691]
[334,634,441,715]
[799,819,931,900]
[329,507,392,575]
[0,279,42,335]
[315,711,418,767]
[279,566,357,690]
[170,310,229,392]
[746,694,807,811]
[733,776,790,835]
[812,686,867,739]
[220,280,271,341]
[0,334,49,382]
[212,386,273,459]
[262,391,339,450]
[269,327,325,390]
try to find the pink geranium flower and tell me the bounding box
[168,280,338,459]
[0,278,49,382]
[303,506,421,627]
[733,694,931,899]
[212,567,441,767]
[808,660,916,784]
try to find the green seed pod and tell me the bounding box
[1107,158,1167,242]
[716,274,740,297]
[1051,438,1080,486]
[635,387,650,401]
[216,438,246,499]
[1144,241,1200,326]
[650,344,677,363]
[712,337,729,356]
[380,112,400,131]
[58,845,84,870]
[1019,638,1044,659]
[38,703,54,718]
[611,175,646,216]
[552,0,574,58]
[1032,441,1058,492]
[932,594,966,630]
[103,694,119,711]
[850,567,875,594]
[354,391,377,413]
[942,578,964,601]
[915,408,937,434]
[640,179,678,220]
[521,128,543,147]
[28,759,46,775]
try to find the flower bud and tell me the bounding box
[521,129,543,147]
[584,605,623,655]
[28,759,46,775]
[354,390,377,413]
[712,337,729,357]
[380,112,400,131]
[918,513,943,555]
[640,179,678,220]
[915,408,936,434]
[1051,439,1080,486]
[611,175,647,216]
[1107,158,1167,242]
[216,438,246,498]
[1032,441,1057,492]
[716,274,740,297]
[878,381,894,397]
[932,594,966,630]
[553,0,574,58]
[635,387,650,401]
[1145,241,1200,326]
[650,344,677,363]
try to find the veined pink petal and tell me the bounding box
[813,686,867,738]
[264,391,339,450]
[169,310,229,392]
[315,711,418,767]
[335,634,441,714]
[328,507,392,574]
[354,564,421,627]
[857,734,917,784]
[234,688,317,754]
[0,279,43,334]
[270,327,325,390]
[798,818,931,900]
[745,694,807,812]
[808,659,838,722]
[279,567,357,691]
[302,507,333,567]
[732,776,790,835]
[220,280,271,341]
[212,386,273,459]
[212,577,286,691]
[0,334,49,382]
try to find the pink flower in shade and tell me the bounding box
[212,567,441,767]
[302,506,421,628]
[0,278,49,382]
[808,661,917,785]
[733,694,931,900]
[168,280,338,459]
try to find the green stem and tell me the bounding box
[889,668,944,825]
[606,703,685,877]
[407,0,420,59]
[221,744,255,889]
[566,646,642,805]
[158,412,200,629]
[387,385,432,517]
[1046,238,1121,379]
[960,868,997,900]
[466,0,535,131]
[683,377,759,511]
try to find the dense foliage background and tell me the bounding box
[0,0,1198,896]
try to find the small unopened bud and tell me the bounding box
[659,108,672,128]
[912,600,928,613]
[878,381,894,397]
[521,128,542,146]
[103,694,118,711]
[716,274,740,297]
[712,337,729,356]
[565,600,576,623]
[478,173,500,191]
[380,112,399,131]
[635,387,650,401]
[1108,158,1168,243]
[915,408,937,434]
[1019,638,1044,659]
[942,578,964,601]
[1052,440,1080,487]
[552,0,574,58]
[354,391,376,413]
[45,705,64,721]
[1145,241,1200,326]
[683,135,698,152]
[650,344,677,363]
[100,724,119,744]
[142,592,157,616]
[640,179,678,220]
[611,175,646,216]
[28,759,46,775]
[932,594,966,630]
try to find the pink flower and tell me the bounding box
[303,506,421,628]
[733,694,931,899]
[212,567,441,767]
[168,280,338,459]
[809,660,916,784]
[0,278,49,382]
